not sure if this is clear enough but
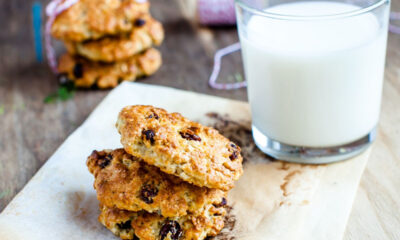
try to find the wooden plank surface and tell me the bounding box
[0,0,399,239]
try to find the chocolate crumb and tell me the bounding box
[206,112,268,164]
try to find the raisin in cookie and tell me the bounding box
[57,48,161,89]
[51,0,150,42]
[98,205,226,240]
[65,16,164,62]
[87,149,227,217]
[116,105,243,191]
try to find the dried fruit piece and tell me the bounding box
[99,154,112,169]
[160,220,182,240]
[73,63,83,78]
[135,18,146,27]
[146,113,159,119]
[116,220,132,230]
[214,197,227,208]
[220,197,227,206]
[229,143,240,160]
[140,184,158,204]
[143,130,155,144]
[229,151,239,160]
[221,197,227,206]
[179,129,201,141]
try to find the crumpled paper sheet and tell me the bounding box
[0,82,370,240]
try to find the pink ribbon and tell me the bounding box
[196,0,244,89]
[45,0,80,73]
[208,42,246,90]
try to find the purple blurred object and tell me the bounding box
[197,0,236,26]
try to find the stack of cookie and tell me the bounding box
[87,105,244,239]
[51,0,164,89]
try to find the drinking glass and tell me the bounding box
[235,0,390,163]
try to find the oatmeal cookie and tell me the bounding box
[116,105,244,191]
[57,48,161,88]
[87,149,227,217]
[51,0,150,42]
[65,16,164,62]
[98,204,226,240]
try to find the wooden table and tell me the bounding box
[1,0,399,239]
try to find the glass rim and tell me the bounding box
[235,0,389,20]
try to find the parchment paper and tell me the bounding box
[0,82,370,240]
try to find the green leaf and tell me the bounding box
[44,93,57,103]
[44,83,75,104]
[0,105,4,115]
[58,87,69,100]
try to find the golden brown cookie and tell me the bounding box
[98,205,226,240]
[65,16,164,62]
[57,48,161,89]
[51,0,150,42]
[87,149,227,217]
[116,106,244,191]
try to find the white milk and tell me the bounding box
[239,1,388,147]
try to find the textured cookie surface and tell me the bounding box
[65,16,164,62]
[98,205,226,240]
[51,0,150,41]
[116,105,243,191]
[87,149,227,217]
[57,48,161,89]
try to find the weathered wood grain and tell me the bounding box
[343,31,400,240]
[0,0,399,239]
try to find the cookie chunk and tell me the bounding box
[51,0,150,42]
[65,16,164,62]
[98,205,226,240]
[116,106,244,191]
[87,149,227,217]
[57,48,161,89]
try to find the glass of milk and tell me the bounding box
[235,0,390,163]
